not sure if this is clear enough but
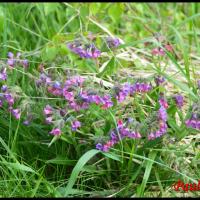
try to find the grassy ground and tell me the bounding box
[0,3,199,197]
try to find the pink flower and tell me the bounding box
[45,116,53,124]
[49,128,61,136]
[71,120,81,131]
[159,98,168,109]
[165,44,173,52]
[11,108,21,119]
[43,105,53,116]
[63,90,74,101]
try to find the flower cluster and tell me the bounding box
[174,94,184,109]
[113,82,152,103]
[154,75,165,86]
[0,85,22,120]
[7,52,28,68]
[185,104,200,130]
[67,41,101,59]
[43,105,53,124]
[96,119,141,152]
[106,37,121,48]
[0,68,7,81]
[148,97,168,140]
[152,44,173,56]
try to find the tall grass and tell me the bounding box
[0,3,199,197]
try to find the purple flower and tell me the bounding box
[4,93,14,106]
[11,108,21,119]
[43,105,53,116]
[197,80,200,89]
[39,73,52,85]
[71,76,85,87]
[106,37,121,48]
[0,100,3,107]
[110,131,118,142]
[49,128,61,136]
[8,52,14,59]
[96,143,103,151]
[0,68,7,81]
[132,82,152,93]
[47,82,63,96]
[1,85,7,92]
[101,95,113,109]
[63,90,74,101]
[89,95,102,105]
[174,94,184,108]
[185,119,200,130]
[127,131,142,139]
[71,120,81,131]
[45,116,53,124]
[21,59,29,68]
[7,59,15,67]
[79,91,90,102]
[67,42,101,59]
[155,76,165,86]
[148,132,155,140]
[23,120,30,126]
[158,106,167,122]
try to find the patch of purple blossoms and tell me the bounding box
[67,42,101,59]
[174,94,184,109]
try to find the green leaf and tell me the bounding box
[102,152,122,162]
[98,57,116,77]
[44,3,59,16]
[90,3,101,15]
[2,162,36,173]
[63,149,100,197]
[137,151,157,197]
[80,5,89,20]
[0,7,4,32]
[46,155,76,166]
[42,46,59,61]
[108,4,124,24]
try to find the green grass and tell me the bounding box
[0,2,199,197]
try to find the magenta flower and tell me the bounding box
[165,44,173,52]
[0,68,7,80]
[158,106,167,122]
[71,120,81,131]
[4,93,14,106]
[89,95,102,105]
[148,132,155,140]
[101,95,113,109]
[0,100,2,107]
[45,116,53,124]
[159,97,168,109]
[43,105,53,116]
[11,108,21,119]
[63,90,74,102]
[49,128,61,136]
